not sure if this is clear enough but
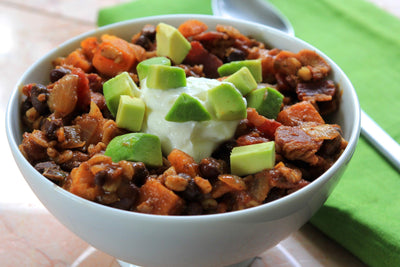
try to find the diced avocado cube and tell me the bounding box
[146,65,186,89]
[224,67,258,96]
[116,95,145,132]
[230,141,275,176]
[208,83,247,121]
[165,93,211,122]
[156,22,191,64]
[105,133,163,167]
[103,72,140,117]
[246,87,283,119]
[137,56,171,82]
[218,59,262,83]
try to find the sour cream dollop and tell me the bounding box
[140,77,243,162]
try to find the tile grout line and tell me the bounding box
[0,0,95,27]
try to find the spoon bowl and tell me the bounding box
[211,0,294,36]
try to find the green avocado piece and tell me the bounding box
[103,72,140,117]
[218,59,262,83]
[146,65,186,89]
[246,87,284,119]
[116,95,146,132]
[165,93,211,122]
[224,67,258,96]
[105,133,163,167]
[137,56,171,82]
[208,83,247,121]
[230,141,275,176]
[156,22,191,64]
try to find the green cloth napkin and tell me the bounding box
[97,0,212,26]
[97,0,400,266]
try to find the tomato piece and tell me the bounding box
[71,68,91,110]
[246,108,281,139]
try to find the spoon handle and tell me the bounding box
[361,110,400,171]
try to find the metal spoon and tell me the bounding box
[212,0,400,172]
[211,0,294,36]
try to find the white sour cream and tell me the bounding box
[140,77,242,162]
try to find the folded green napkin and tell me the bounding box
[98,0,400,266]
[98,0,212,26]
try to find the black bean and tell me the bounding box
[131,162,149,186]
[211,140,236,162]
[225,48,246,63]
[21,97,32,115]
[263,187,286,203]
[234,119,253,138]
[42,166,68,182]
[117,180,139,199]
[87,73,103,93]
[34,161,58,173]
[97,192,119,205]
[94,170,108,186]
[60,161,81,172]
[134,35,152,50]
[50,67,71,83]
[112,180,139,210]
[178,179,202,202]
[101,108,114,120]
[40,116,63,140]
[30,84,49,115]
[110,198,135,211]
[141,24,156,41]
[184,202,203,215]
[199,157,222,181]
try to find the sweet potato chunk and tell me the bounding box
[92,34,139,77]
[167,149,199,177]
[276,101,324,126]
[68,161,101,201]
[64,49,92,73]
[178,19,208,37]
[80,37,99,60]
[137,179,184,215]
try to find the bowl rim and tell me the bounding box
[6,14,361,222]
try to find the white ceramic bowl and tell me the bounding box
[6,14,360,267]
